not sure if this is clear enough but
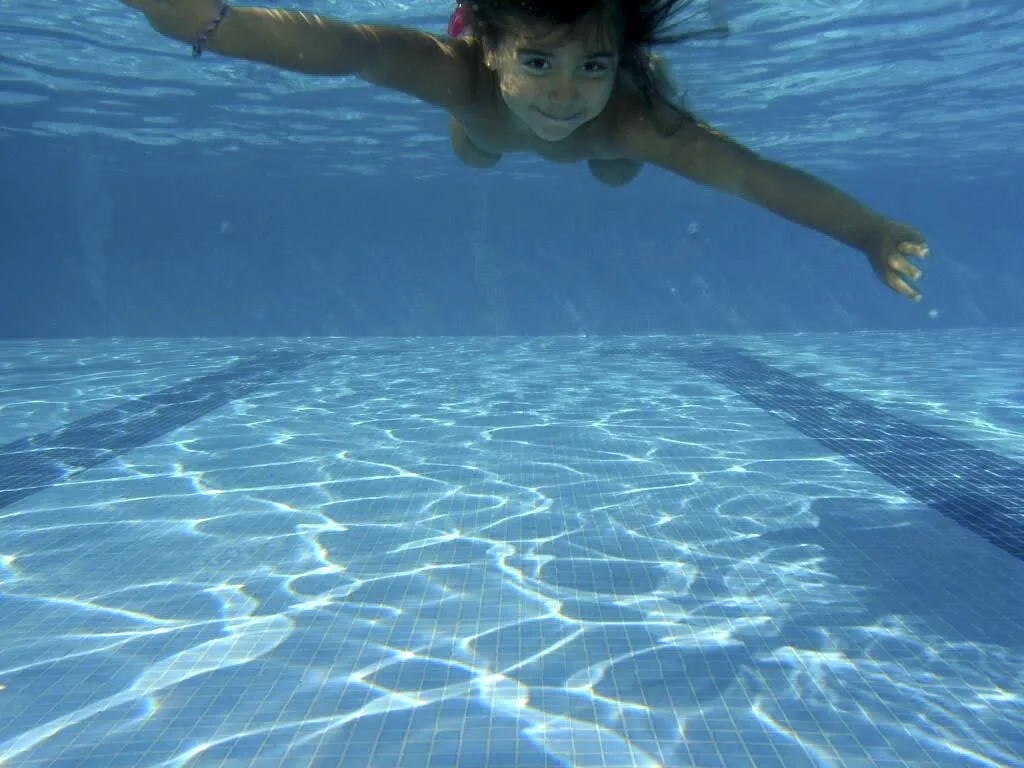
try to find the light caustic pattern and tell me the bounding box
[0,336,1022,766]
[1,0,1022,175]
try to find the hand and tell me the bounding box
[863,219,929,302]
[119,0,224,44]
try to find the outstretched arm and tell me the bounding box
[120,0,479,110]
[621,114,929,301]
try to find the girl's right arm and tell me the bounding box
[120,0,480,110]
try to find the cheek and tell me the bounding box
[499,69,530,96]
[497,68,614,109]
[585,78,615,104]
[499,73,540,109]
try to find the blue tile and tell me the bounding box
[683,345,1024,560]
[0,348,332,509]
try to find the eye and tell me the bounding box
[582,61,611,77]
[519,56,551,72]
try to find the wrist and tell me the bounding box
[192,2,229,57]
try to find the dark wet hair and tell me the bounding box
[462,0,728,123]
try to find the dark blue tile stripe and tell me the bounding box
[0,349,332,510]
[683,345,1024,560]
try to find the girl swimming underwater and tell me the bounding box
[120,0,930,301]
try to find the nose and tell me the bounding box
[547,74,578,106]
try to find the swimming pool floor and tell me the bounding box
[1,332,1022,767]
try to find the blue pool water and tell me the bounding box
[1,332,1022,766]
[2,0,1024,765]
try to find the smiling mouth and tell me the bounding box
[537,109,582,122]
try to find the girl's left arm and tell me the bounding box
[620,115,929,301]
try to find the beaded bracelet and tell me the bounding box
[191,2,230,58]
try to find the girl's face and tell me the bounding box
[487,15,620,142]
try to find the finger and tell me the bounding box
[887,272,921,302]
[898,241,929,260]
[889,254,923,282]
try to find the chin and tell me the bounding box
[534,129,575,142]
[531,121,580,142]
